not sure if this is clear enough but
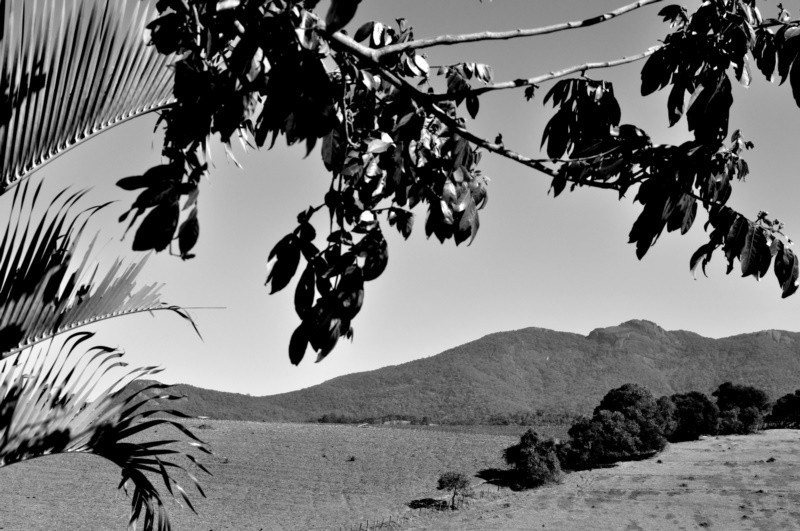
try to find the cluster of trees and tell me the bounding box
[316,409,580,426]
[317,413,432,425]
[485,410,582,427]
[503,381,800,489]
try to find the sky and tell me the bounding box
[22,0,800,396]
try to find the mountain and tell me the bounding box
[125,320,800,423]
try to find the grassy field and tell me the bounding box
[0,421,518,530]
[3,423,800,530]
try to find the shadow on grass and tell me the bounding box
[476,468,525,490]
[408,498,449,510]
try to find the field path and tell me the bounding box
[405,429,800,530]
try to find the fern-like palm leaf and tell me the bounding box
[0,0,174,192]
[0,181,194,359]
[0,331,211,531]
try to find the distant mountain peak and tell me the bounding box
[587,319,669,344]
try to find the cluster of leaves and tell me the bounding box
[122,0,800,366]
[537,1,799,295]
[128,1,489,364]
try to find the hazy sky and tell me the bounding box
[27,0,800,396]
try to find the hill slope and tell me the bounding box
[127,320,800,422]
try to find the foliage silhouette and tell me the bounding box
[114,0,800,365]
[0,1,207,529]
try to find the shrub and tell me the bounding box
[503,429,562,488]
[669,391,719,442]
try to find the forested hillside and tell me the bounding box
[127,320,800,423]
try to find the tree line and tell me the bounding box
[503,382,800,489]
[317,409,580,426]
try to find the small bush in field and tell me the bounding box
[436,471,471,509]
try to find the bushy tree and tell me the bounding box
[503,429,563,489]
[436,471,471,509]
[713,382,770,434]
[594,383,669,453]
[669,391,719,442]
[566,410,641,469]
[564,384,670,469]
[713,382,771,413]
[767,390,800,428]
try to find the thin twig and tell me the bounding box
[429,46,663,101]
[368,0,667,61]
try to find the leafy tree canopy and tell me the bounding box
[106,0,800,364]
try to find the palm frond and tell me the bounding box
[0,0,174,193]
[0,331,211,531]
[0,181,194,359]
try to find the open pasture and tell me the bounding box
[408,430,800,530]
[5,423,800,530]
[0,421,516,530]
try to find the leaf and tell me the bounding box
[466,95,480,119]
[722,216,749,274]
[754,30,777,81]
[294,264,315,319]
[354,21,375,42]
[740,224,769,278]
[367,137,392,154]
[774,241,800,298]
[288,323,309,365]
[640,48,671,96]
[117,175,152,191]
[388,208,414,239]
[266,235,301,294]
[359,231,388,281]
[455,196,479,246]
[0,0,175,193]
[132,202,180,252]
[178,210,199,258]
[790,59,800,108]
[321,127,345,172]
[666,83,685,126]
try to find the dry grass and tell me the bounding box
[5,423,800,530]
[407,429,800,530]
[0,421,516,530]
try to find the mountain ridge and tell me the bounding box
[126,320,800,423]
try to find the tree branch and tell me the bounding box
[429,46,663,101]
[374,67,634,193]
[368,0,666,61]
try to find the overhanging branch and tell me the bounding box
[429,46,663,101]
[367,0,666,61]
